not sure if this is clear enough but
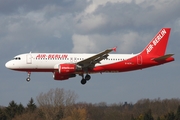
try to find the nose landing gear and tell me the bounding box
[26,72,31,82]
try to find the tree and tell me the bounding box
[131,114,135,120]
[64,107,87,120]
[0,108,7,120]
[5,100,18,119]
[17,103,25,115]
[143,109,154,120]
[5,101,26,119]
[27,98,36,112]
[164,111,175,120]
[36,88,78,119]
[157,116,160,120]
[175,105,180,120]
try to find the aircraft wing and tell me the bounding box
[77,47,116,69]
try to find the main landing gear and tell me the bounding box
[81,74,91,85]
[26,72,31,82]
[25,72,91,85]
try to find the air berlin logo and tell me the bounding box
[62,67,75,69]
[36,54,68,59]
[146,29,166,54]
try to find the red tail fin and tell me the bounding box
[140,28,171,56]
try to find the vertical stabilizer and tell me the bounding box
[140,28,171,56]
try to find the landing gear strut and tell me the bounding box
[80,74,91,85]
[26,72,31,82]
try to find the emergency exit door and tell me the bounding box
[137,55,142,65]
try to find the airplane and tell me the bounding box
[5,28,174,85]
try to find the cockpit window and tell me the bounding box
[14,57,21,60]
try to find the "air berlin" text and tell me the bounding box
[146,29,166,54]
[36,54,68,59]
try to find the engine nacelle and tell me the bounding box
[53,72,76,81]
[59,64,76,74]
[53,74,69,80]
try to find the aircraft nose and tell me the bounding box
[5,61,13,69]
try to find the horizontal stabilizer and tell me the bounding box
[153,54,174,61]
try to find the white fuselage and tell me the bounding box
[5,53,137,71]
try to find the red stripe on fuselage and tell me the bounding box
[11,56,174,73]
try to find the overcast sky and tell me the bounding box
[1,0,180,106]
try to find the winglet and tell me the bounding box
[112,47,117,52]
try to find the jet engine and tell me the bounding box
[59,64,76,74]
[53,72,76,80]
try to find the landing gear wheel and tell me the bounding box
[85,74,91,81]
[26,72,31,82]
[81,79,86,85]
[26,77,31,82]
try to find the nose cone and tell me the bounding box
[5,61,13,69]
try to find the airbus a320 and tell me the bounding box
[5,28,174,85]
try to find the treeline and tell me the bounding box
[0,88,180,120]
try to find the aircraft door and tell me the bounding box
[137,55,142,65]
[26,54,32,64]
[74,57,77,63]
[70,57,73,63]
[70,57,77,63]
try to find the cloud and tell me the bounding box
[72,0,180,53]
[1,0,179,53]
[72,31,142,53]
[0,7,74,53]
[72,34,97,53]
[0,0,88,15]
